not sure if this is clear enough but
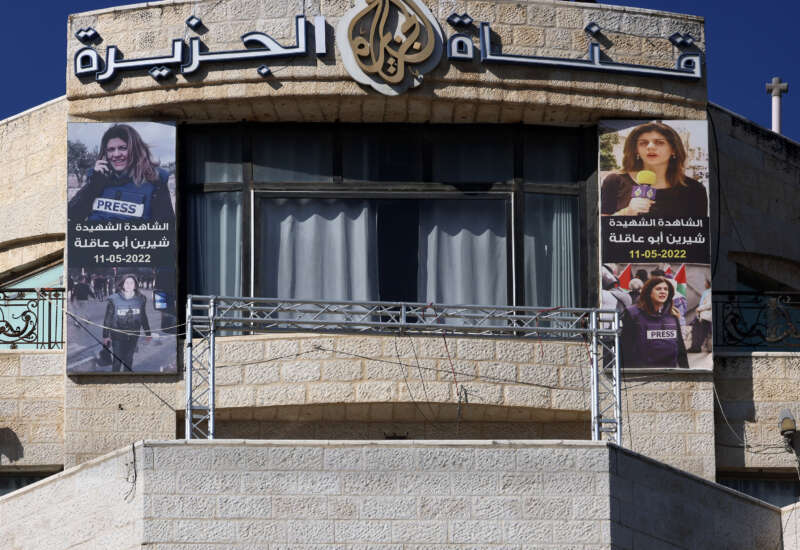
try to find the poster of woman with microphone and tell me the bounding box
[599,120,712,370]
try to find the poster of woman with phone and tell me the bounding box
[67,121,177,375]
[68,123,175,224]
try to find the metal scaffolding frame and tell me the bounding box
[184,296,621,444]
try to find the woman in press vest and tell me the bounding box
[620,276,689,368]
[68,124,174,224]
[102,274,152,372]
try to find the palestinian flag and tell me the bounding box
[617,264,632,290]
[674,264,687,297]
[664,265,674,278]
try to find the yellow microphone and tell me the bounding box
[632,170,657,200]
[636,170,656,185]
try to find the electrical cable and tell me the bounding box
[313,346,583,392]
[392,336,434,425]
[712,382,793,456]
[69,313,177,412]
[395,334,437,420]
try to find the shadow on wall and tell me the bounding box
[0,428,23,463]
[714,356,757,469]
[177,403,592,440]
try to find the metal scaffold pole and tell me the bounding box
[182,295,620,442]
[591,310,622,445]
[185,295,216,439]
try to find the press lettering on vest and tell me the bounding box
[92,198,144,217]
[117,308,141,316]
[647,329,677,339]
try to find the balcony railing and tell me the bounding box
[0,288,65,349]
[713,291,800,350]
[186,296,617,339]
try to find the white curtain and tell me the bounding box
[188,193,242,296]
[259,198,378,301]
[417,200,507,306]
[524,194,578,307]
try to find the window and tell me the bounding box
[718,474,800,507]
[0,263,64,349]
[0,472,55,496]
[182,124,593,311]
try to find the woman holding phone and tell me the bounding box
[68,124,174,224]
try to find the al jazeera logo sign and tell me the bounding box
[74,0,702,96]
[336,0,444,95]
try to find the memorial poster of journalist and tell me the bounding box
[67,122,177,374]
[599,120,712,370]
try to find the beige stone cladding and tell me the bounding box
[0,439,784,549]
[0,445,142,550]
[64,373,181,468]
[0,351,64,469]
[210,333,591,414]
[715,353,800,471]
[67,0,706,122]
[0,98,67,273]
[783,500,800,550]
[617,371,715,480]
[62,332,592,466]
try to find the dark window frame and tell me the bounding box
[179,123,595,315]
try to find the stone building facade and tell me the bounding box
[1,0,799,547]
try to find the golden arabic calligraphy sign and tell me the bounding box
[336,0,443,95]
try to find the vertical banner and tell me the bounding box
[599,120,712,370]
[66,122,177,374]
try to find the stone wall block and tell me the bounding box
[19,354,62,377]
[335,520,392,543]
[245,364,281,384]
[322,359,363,381]
[503,385,550,408]
[237,519,287,542]
[282,360,322,382]
[505,520,554,543]
[256,383,306,406]
[449,519,504,543]
[518,363,560,387]
[273,495,328,519]
[269,446,324,470]
[399,472,451,495]
[471,495,523,520]
[496,341,535,362]
[335,336,383,359]
[242,470,298,494]
[419,496,471,519]
[324,447,364,470]
[527,4,556,26]
[217,495,272,518]
[341,471,397,495]
[361,496,417,519]
[296,471,341,494]
[356,381,396,402]
[455,338,496,361]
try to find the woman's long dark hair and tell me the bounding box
[99,124,158,185]
[621,121,688,187]
[637,276,679,317]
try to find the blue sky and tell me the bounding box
[2,1,798,142]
